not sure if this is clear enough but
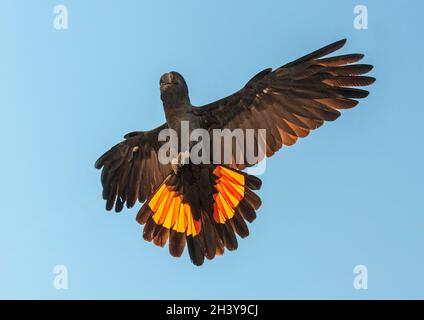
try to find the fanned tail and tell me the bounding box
[136,165,262,266]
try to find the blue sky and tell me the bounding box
[0,0,423,299]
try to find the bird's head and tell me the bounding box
[160,71,189,103]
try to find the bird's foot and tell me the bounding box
[171,150,190,175]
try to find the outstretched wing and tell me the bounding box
[194,39,375,169]
[95,123,173,212]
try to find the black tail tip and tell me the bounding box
[246,175,262,190]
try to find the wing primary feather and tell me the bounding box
[282,39,347,69]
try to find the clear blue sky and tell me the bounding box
[1,0,423,299]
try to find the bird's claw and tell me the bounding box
[171,150,190,174]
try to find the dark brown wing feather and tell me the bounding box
[194,39,375,169]
[95,123,172,212]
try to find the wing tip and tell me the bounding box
[338,38,348,46]
[362,90,370,98]
[329,38,347,51]
[95,149,112,169]
[94,160,102,169]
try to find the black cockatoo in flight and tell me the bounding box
[95,39,375,266]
